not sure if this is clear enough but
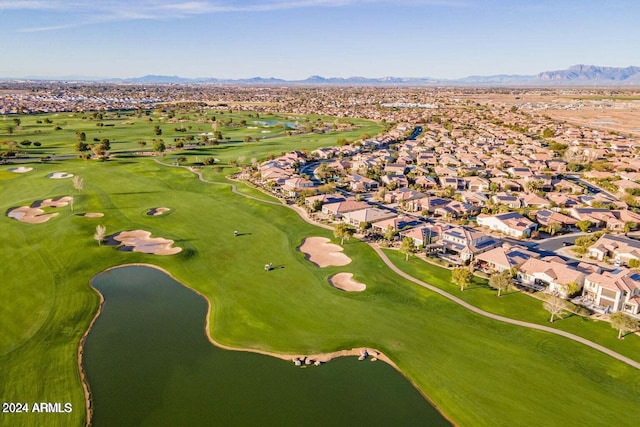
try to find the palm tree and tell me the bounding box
[94,225,106,247]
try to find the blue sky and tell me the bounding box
[0,0,638,79]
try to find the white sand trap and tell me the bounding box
[9,167,33,173]
[147,207,170,216]
[82,212,104,218]
[36,196,73,208]
[329,273,366,292]
[112,230,182,255]
[47,172,74,179]
[7,196,72,223]
[299,237,351,267]
[7,206,59,224]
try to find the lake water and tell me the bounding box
[252,120,297,129]
[83,265,450,426]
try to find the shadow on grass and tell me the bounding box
[499,289,521,297]
[110,191,159,195]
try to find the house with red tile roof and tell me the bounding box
[477,212,537,238]
[582,268,640,315]
[342,208,397,229]
[475,244,538,273]
[322,199,370,219]
[517,257,585,298]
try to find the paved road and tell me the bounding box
[158,159,640,370]
[565,174,618,200]
[534,232,587,252]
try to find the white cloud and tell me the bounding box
[8,0,467,32]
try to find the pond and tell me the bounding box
[83,265,451,426]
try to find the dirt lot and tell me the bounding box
[459,90,640,136]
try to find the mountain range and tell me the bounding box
[9,65,640,86]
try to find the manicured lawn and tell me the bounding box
[1,110,381,165]
[1,159,640,427]
[383,250,640,362]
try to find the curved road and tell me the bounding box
[158,159,640,370]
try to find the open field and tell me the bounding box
[458,91,640,136]
[0,110,381,164]
[1,158,640,426]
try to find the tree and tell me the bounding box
[609,312,638,339]
[72,175,84,192]
[624,221,637,234]
[310,199,323,212]
[562,281,581,298]
[94,225,106,247]
[547,221,562,236]
[76,141,90,152]
[543,295,567,323]
[154,125,162,135]
[334,223,354,245]
[6,124,14,135]
[628,258,640,269]
[451,267,472,291]
[542,128,555,138]
[399,236,416,261]
[99,139,110,152]
[76,131,86,142]
[489,270,512,297]
[153,140,166,152]
[576,220,592,233]
[384,225,398,241]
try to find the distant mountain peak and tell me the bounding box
[4,65,640,86]
[537,64,640,82]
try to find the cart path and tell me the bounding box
[371,245,640,370]
[156,159,640,370]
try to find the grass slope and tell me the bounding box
[1,110,381,164]
[0,159,639,427]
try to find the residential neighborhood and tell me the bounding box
[236,92,640,320]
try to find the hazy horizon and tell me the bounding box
[1,0,638,80]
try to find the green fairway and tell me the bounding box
[384,251,640,361]
[0,110,381,164]
[1,158,640,426]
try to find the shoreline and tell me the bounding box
[79,262,455,427]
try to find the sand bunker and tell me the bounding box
[329,273,366,292]
[47,172,74,179]
[31,196,73,209]
[299,237,351,267]
[81,212,104,218]
[111,230,182,255]
[147,207,170,216]
[7,207,58,224]
[9,167,33,173]
[7,196,73,223]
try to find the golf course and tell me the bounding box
[1,111,640,426]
